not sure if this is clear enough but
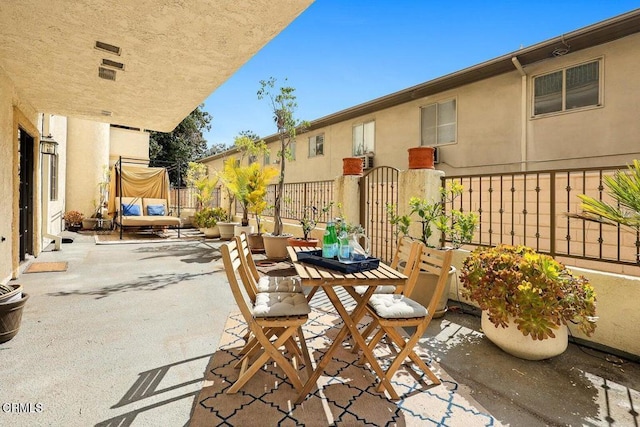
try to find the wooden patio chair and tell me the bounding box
[236,233,303,294]
[234,234,311,367]
[360,245,453,397]
[347,237,423,353]
[221,240,313,394]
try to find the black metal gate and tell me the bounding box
[359,166,399,264]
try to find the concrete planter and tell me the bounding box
[202,225,220,238]
[234,225,254,237]
[407,267,456,318]
[217,222,239,240]
[263,234,291,260]
[481,311,568,360]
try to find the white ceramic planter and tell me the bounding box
[234,225,254,237]
[217,222,239,240]
[202,225,220,238]
[481,311,568,360]
[408,267,456,318]
[262,234,291,260]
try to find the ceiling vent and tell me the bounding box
[101,58,125,71]
[95,41,121,56]
[98,67,116,81]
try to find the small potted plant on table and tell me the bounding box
[460,244,598,360]
[287,202,333,248]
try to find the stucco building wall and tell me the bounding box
[66,118,110,217]
[109,127,150,166]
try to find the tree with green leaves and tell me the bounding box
[149,104,212,185]
[257,77,308,236]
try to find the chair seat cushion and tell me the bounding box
[354,285,397,295]
[253,292,311,317]
[368,294,428,319]
[257,276,303,293]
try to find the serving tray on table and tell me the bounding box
[296,249,380,274]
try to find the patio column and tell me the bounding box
[66,118,110,217]
[333,175,360,226]
[398,168,444,247]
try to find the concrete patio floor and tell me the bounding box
[1,231,638,426]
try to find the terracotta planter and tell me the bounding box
[481,311,568,360]
[343,157,364,176]
[407,267,456,318]
[262,234,291,260]
[287,237,319,248]
[247,233,265,253]
[408,146,435,169]
[0,292,29,343]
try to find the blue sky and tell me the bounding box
[202,1,640,148]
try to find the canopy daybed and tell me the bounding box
[108,157,182,239]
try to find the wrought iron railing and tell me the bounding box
[234,180,335,222]
[443,165,640,269]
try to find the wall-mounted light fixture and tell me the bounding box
[40,135,58,155]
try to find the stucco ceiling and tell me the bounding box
[0,0,313,132]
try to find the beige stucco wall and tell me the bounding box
[66,118,110,217]
[0,67,18,284]
[109,127,150,166]
[0,66,40,283]
[526,33,640,170]
[201,32,640,185]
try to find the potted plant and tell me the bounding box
[194,207,227,238]
[244,162,278,252]
[460,244,597,360]
[287,202,333,247]
[63,210,85,232]
[83,165,112,230]
[257,77,309,259]
[0,283,29,343]
[386,182,478,317]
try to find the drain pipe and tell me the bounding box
[512,56,528,172]
[41,114,61,251]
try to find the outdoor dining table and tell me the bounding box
[287,246,408,403]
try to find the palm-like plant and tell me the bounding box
[575,160,640,233]
[221,156,278,227]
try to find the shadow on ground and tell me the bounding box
[48,271,216,299]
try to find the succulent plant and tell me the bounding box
[460,244,597,340]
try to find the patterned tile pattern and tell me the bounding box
[190,305,500,426]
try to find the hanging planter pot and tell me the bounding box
[408,147,435,169]
[343,157,364,176]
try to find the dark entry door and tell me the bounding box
[18,128,34,260]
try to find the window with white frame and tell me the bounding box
[289,141,296,160]
[308,134,324,157]
[352,121,374,155]
[533,60,600,116]
[263,151,270,166]
[421,99,456,146]
[49,154,58,201]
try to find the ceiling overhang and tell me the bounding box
[0,0,313,132]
